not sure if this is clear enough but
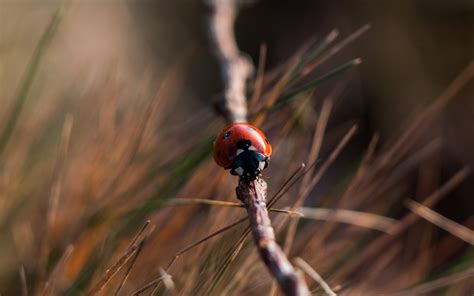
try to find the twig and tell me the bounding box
[207,0,310,294]
[207,0,253,123]
[236,179,310,295]
[135,165,308,295]
[294,257,337,296]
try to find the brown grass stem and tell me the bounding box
[404,199,474,244]
[294,257,336,296]
[87,221,151,296]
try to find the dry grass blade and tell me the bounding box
[380,60,474,168]
[404,199,474,244]
[206,226,251,295]
[297,207,396,233]
[113,241,145,296]
[140,165,307,295]
[252,51,304,126]
[249,43,267,109]
[389,266,474,296]
[132,275,166,296]
[165,198,302,216]
[166,198,243,208]
[334,167,470,282]
[40,245,74,296]
[135,217,248,295]
[300,98,334,198]
[293,29,339,78]
[39,114,73,278]
[96,55,190,208]
[387,167,470,235]
[133,218,247,295]
[294,257,336,296]
[87,221,151,296]
[171,217,247,260]
[19,265,27,296]
[283,97,333,255]
[267,163,306,207]
[305,125,358,196]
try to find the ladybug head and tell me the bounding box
[230,140,269,180]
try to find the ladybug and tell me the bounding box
[213,122,272,180]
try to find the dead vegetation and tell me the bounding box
[0,4,473,296]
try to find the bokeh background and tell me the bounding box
[1,0,473,295]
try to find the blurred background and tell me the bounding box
[1,0,473,295]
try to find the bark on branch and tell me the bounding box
[236,179,310,296]
[207,0,253,123]
[207,1,310,294]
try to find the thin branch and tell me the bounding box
[207,0,253,123]
[136,165,308,295]
[236,179,310,295]
[207,1,311,294]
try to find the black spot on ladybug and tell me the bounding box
[223,131,231,139]
[236,139,252,149]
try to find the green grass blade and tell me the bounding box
[0,11,61,156]
[291,29,339,79]
[275,58,362,108]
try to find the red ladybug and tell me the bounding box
[213,122,272,180]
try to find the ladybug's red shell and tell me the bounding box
[213,122,272,169]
